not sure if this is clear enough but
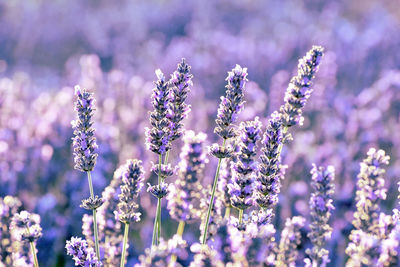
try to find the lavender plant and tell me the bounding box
[115,159,145,267]
[228,117,262,224]
[72,85,102,261]
[304,164,335,267]
[202,64,248,244]
[65,237,101,267]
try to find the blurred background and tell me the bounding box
[1,0,400,266]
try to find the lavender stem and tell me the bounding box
[151,154,163,246]
[120,222,129,267]
[239,209,244,224]
[86,171,100,262]
[26,227,39,267]
[201,138,227,244]
[224,207,231,219]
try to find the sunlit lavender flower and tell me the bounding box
[214,64,248,140]
[167,131,208,222]
[116,159,145,224]
[135,235,187,267]
[228,118,262,211]
[72,85,98,172]
[352,148,389,235]
[254,112,283,212]
[168,59,193,142]
[189,243,222,267]
[66,237,101,267]
[279,46,324,127]
[147,182,169,199]
[277,216,305,267]
[145,69,172,155]
[209,143,233,159]
[305,164,335,267]
[150,163,174,179]
[11,211,42,243]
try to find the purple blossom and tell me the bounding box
[279,46,324,127]
[277,216,305,267]
[167,59,193,142]
[116,159,145,224]
[72,85,98,172]
[65,237,101,267]
[145,69,172,155]
[214,64,248,140]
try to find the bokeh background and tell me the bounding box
[1,0,400,266]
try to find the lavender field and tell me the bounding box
[1,0,400,266]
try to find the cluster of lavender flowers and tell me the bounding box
[4,43,400,267]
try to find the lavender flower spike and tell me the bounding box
[277,216,306,267]
[254,111,283,214]
[280,46,324,128]
[11,211,42,267]
[168,58,193,142]
[228,117,262,219]
[116,159,145,224]
[145,69,172,155]
[116,159,145,267]
[305,164,335,267]
[66,237,101,267]
[72,85,98,172]
[214,64,248,140]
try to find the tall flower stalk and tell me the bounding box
[228,117,262,224]
[305,164,335,267]
[201,64,248,244]
[115,159,145,267]
[72,85,103,263]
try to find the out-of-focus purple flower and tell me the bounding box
[11,211,42,243]
[72,85,98,172]
[279,46,324,127]
[214,64,248,140]
[189,243,221,267]
[277,216,305,267]
[167,131,208,222]
[306,164,335,267]
[254,112,283,213]
[145,69,172,155]
[66,237,101,267]
[135,235,187,267]
[116,159,145,224]
[244,222,276,266]
[228,117,262,211]
[167,59,193,142]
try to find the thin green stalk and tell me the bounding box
[224,206,231,219]
[276,126,288,157]
[169,221,186,267]
[201,138,227,244]
[120,222,130,267]
[26,227,39,267]
[239,209,244,224]
[87,172,101,262]
[151,154,163,246]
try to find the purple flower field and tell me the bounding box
[1,0,400,266]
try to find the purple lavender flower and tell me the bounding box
[277,216,305,267]
[279,46,324,127]
[244,222,276,266]
[147,182,169,199]
[189,243,221,267]
[306,164,335,267]
[150,162,174,179]
[116,159,145,224]
[208,143,233,159]
[254,112,283,213]
[72,85,98,172]
[145,69,172,155]
[167,59,193,142]
[214,64,248,140]
[167,131,208,222]
[66,237,101,267]
[228,117,262,212]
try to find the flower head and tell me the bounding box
[214,64,248,139]
[279,46,324,127]
[72,85,98,172]
[66,237,101,267]
[11,211,42,243]
[277,216,305,267]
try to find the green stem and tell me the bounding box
[151,154,163,246]
[201,138,227,244]
[26,227,39,267]
[169,221,186,267]
[120,222,130,267]
[87,172,101,263]
[276,126,288,157]
[224,206,231,219]
[239,209,244,224]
